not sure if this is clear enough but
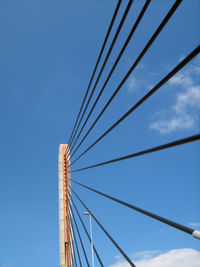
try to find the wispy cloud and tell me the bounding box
[127,76,138,92]
[172,85,200,113]
[126,76,145,93]
[126,64,151,93]
[169,73,193,87]
[132,250,160,260]
[150,114,195,134]
[189,222,200,228]
[110,248,200,267]
[149,57,200,134]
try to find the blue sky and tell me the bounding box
[0,0,200,267]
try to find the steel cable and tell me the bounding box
[70,134,200,172]
[69,220,77,267]
[67,196,83,267]
[67,197,76,267]
[69,0,134,149]
[68,0,122,147]
[69,44,199,167]
[70,0,151,156]
[68,232,75,267]
[70,186,136,267]
[70,205,90,267]
[72,223,83,267]
[69,178,200,239]
[69,0,183,162]
[69,193,104,267]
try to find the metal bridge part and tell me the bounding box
[70,186,136,267]
[69,178,198,238]
[68,0,122,148]
[58,144,73,267]
[70,0,151,158]
[192,230,200,240]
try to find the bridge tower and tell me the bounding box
[58,144,74,267]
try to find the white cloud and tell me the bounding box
[150,58,200,134]
[150,114,194,134]
[110,248,200,267]
[127,77,138,92]
[173,86,200,113]
[169,73,193,87]
[189,222,200,228]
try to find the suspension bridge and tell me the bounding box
[58,0,200,266]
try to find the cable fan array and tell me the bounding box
[64,0,200,266]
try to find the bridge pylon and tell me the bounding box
[58,144,74,267]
